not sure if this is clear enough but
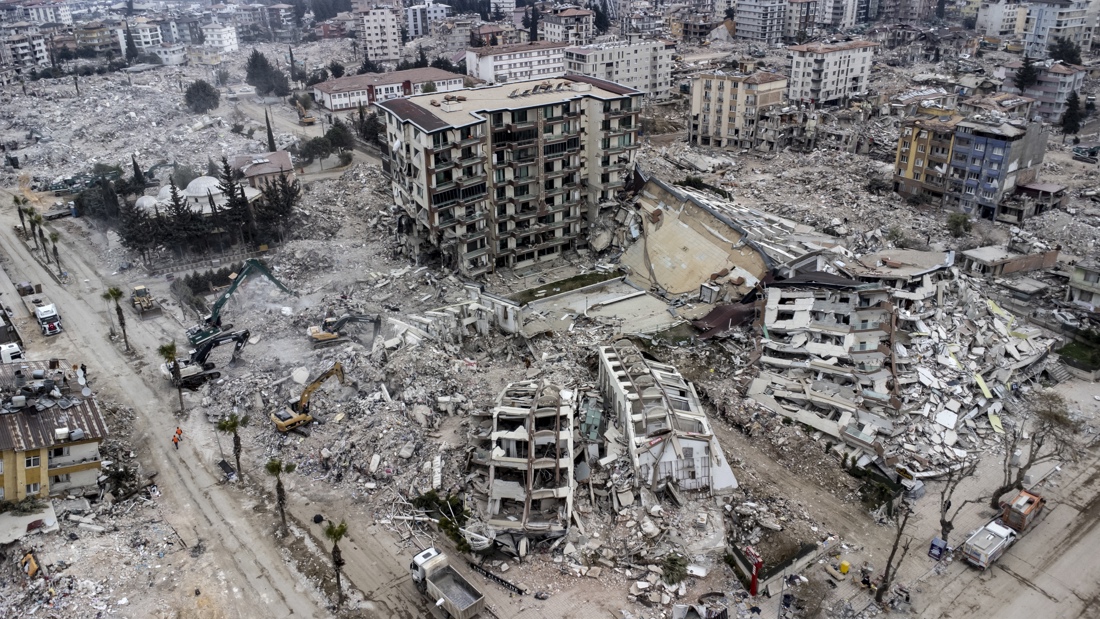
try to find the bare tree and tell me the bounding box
[938,461,982,544]
[876,502,913,604]
[989,391,1079,509]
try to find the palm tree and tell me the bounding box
[265,458,297,535]
[28,212,39,249]
[49,232,62,278]
[323,519,348,607]
[157,341,183,412]
[37,225,47,261]
[14,196,28,236]
[217,413,250,480]
[102,287,129,351]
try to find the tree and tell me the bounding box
[937,461,980,545]
[52,243,61,278]
[469,29,483,48]
[595,0,612,32]
[1014,55,1039,91]
[323,520,349,607]
[217,413,251,480]
[124,24,138,61]
[131,154,145,188]
[325,119,355,151]
[28,212,39,249]
[216,69,230,86]
[157,342,184,412]
[416,46,428,69]
[299,136,333,163]
[430,56,458,73]
[327,60,345,78]
[989,391,1080,509]
[37,226,48,262]
[185,80,220,114]
[947,212,971,237]
[102,287,129,351]
[936,0,946,18]
[1062,91,1082,136]
[265,110,277,153]
[421,80,437,94]
[1049,36,1082,65]
[529,6,540,42]
[357,58,381,74]
[356,108,382,144]
[14,196,28,236]
[876,502,914,604]
[492,3,504,20]
[266,458,297,535]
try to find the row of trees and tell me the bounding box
[13,197,63,277]
[246,49,292,97]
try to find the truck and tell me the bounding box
[131,285,159,316]
[410,548,486,619]
[20,289,62,336]
[962,489,1046,569]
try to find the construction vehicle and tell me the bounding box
[20,290,61,336]
[962,489,1046,569]
[270,361,344,432]
[160,329,251,389]
[131,285,159,316]
[185,259,295,347]
[296,100,317,126]
[410,548,486,619]
[306,314,378,348]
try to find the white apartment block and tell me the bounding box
[816,0,861,29]
[564,37,675,99]
[689,70,790,148]
[787,39,876,104]
[312,67,465,110]
[542,8,595,45]
[406,0,451,39]
[376,75,641,276]
[975,0,1028,38]
[1024,0,1091,58]
[20,1,72,25]
[117,21,163,59]
[786,0,817,41]
[466,41,568,84]
[153,42,186,65]
[361,6,401,61]
[736,0,787,45]
[491,0,516,13]
[202,22,239,53]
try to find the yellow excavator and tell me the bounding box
[306,314,377,348]
[296,100,317,126]
[269,361,344,432]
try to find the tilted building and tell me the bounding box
[688,70,789,149]
[376,75,639,276]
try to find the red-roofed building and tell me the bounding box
[312,67,467,110]
[542,7,594,45]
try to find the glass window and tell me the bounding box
[25,455,40,468]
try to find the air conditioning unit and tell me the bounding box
[55,427,70,441]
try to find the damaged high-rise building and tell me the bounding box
[468,381,574,551]
[377,75,640,276]
[596,340,738,495]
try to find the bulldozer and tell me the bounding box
[270,362,344,432]
[130,285,159,316]
[306,314,378,348]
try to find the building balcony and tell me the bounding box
[49,453,101,470]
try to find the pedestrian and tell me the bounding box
[172,434,179,450]
[175,427,183,442]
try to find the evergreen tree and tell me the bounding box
[529,6,540,42]
[595,0,611,33]
[165,179,201,257]
[266,110,277,152]
[185,80,220,113]
[328,60,345,78]
[118,197,154,262]
[131,154,145,187]
[1048,37,1082,65]
[1014,55,1039,91]
[358,57,381,74]
[124,24,138,61]
[416,46,428,68]
[218,157,247,245]
[1062,91,1082,136]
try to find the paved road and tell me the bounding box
[0,190,325,618]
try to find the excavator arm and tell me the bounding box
[189,329,251,366]
[294,361,345,415]
[203,259,295,327]
[326,314,378,333]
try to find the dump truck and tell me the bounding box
[410,548,485,619]
[962,489,1046,569]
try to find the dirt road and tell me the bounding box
[0,190,324,618]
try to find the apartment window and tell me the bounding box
[496,186,506,199]
[26,455,40,468]
[900,155,909,164]
[916,144,925,153]
[26,483,40,495]
[913,172,922,181]
[50,447,69,458]
[964,186,975,195]
[52,474,71,484]
[491,112,503,127]
[495,169,505,183]
[915,159,924,168]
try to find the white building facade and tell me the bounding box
[975,0,1028,38]
[361,6,401,61]
[787,39,877,104]
[312,67,466,110]
[21,2,72,25]
[564,37,675,99]
[406,0,451,39]
[1023,0,1091,58]
[466,41,568,84]
[202,22,239,53]
[154,42,187,65]
[736,0,787,45]
[117,21,163,59]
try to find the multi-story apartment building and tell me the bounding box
[312,67,465,110]
[267,3,297,30]
[0,363,109,502]
[816,0,862,29]
[787,39,876,105]
[406,0,450,39]
[1,27,48,69]
[376,75,640,275]
[893,113,965,204]
[786,0,817,42]
[542,7,595,45]
[975,0,1028,38]
[1023,0,1091,58]
[153,42,186,65]
[735,0,787,45]
[466,41,568,84]
[19,0,71,25]
[944,118,1047,220]
[688,70,789,149]
[74,21,113,55]
[431,15,479,54]
[116,20,162,59]
[1000,58,1086,121]
[958,92,1035,118]
[563,37,675,100]
[202,22,239,54]
[1066,258,1100,309]
[360,6,401,61]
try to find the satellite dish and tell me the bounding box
[81,387,92,397]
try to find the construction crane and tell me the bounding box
[185,259,295,347]
[270,362,344,432]
[160,329,251,389]
[306,314,378,348]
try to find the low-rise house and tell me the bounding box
[1067,258,1100,310]
[960,244,1060,277]
[311,67,466,110]
[229,151,295,188]
[465,40,567,84]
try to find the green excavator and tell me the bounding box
[185,258,295,347]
